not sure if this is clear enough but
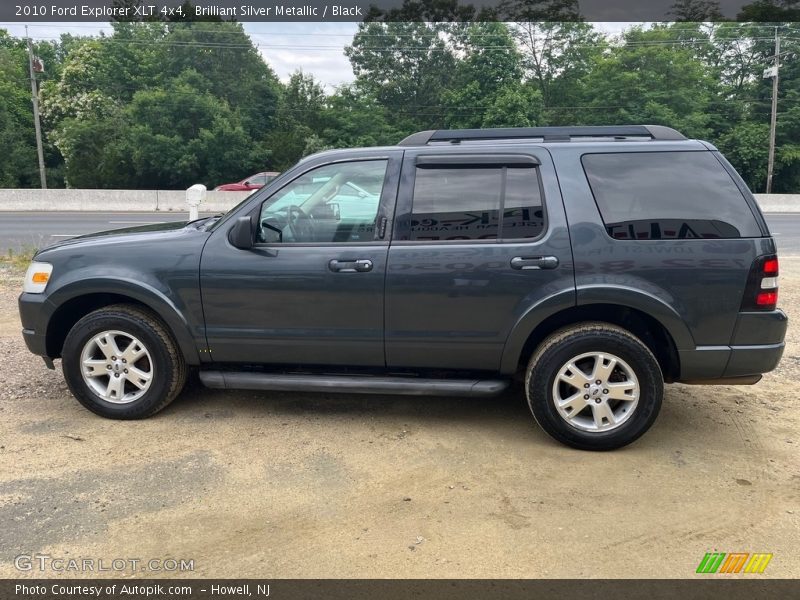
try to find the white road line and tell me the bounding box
[107,220,166,224]
[51,234,77,238]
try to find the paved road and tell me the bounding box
[1,211,798,254]
[766,213,800,255]
[0,211,215,254]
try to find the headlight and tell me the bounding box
[23,261,53,294]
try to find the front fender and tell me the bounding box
[43,277,201,365]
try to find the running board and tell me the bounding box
[199,371,510,397]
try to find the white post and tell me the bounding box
[186,184,206,221]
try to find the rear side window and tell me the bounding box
[582,151,761,240]
[409,165,544,241]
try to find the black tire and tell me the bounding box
[525,322,663,451]
[62,304,187,419]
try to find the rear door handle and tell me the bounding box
[329,259,373,273]
[510,256,559,270]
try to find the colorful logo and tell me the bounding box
[696,552,773,574]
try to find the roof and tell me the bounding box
[398,125,687,146]
[299,125,709,163]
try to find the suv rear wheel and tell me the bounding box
[62,304,187,419]
[526,322,663,450]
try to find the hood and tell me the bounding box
[36,219,196,254]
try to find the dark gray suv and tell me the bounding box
[18,126,788,450]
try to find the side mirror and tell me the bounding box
[228,216,253,250]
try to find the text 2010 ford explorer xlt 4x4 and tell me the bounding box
[19,126,788,450]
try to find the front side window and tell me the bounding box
[409,165,544,242]
[582,151,761,240]
[257,160,388,244]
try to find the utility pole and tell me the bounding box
[765,29,780,194]
[25,25,47,190]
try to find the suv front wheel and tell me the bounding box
[526,322,663,451]
[62,304,187,419]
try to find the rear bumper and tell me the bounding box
[724,342,785,377]
[725,309,787,377]
[678,309,787,382]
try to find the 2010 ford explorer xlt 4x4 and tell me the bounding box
[18,126,788,450]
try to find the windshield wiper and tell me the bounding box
[186,212,226,228]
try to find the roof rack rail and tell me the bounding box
[398,125,686,146]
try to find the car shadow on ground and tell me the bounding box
[162,372,726,452]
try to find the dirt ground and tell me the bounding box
[0,260,797,579]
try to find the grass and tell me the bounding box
[0,247,37,271]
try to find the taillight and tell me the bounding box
[741,254,779,311]
[763,258,779,275]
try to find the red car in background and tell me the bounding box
[214,171,280,191]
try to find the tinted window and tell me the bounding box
[410,165,544,241]
[582,151,760,240]
[502,167,545,239]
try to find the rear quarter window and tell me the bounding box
[581,151,761,240]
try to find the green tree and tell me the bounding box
[669,0,724,20]
[737,0,800,21]
[0,30,71,187]
[0,31,39,187]
[579,24,719,137]
[40,21,280,188]
[441,23,530,128]
[717,122,770,190]
[53,70,267,188]
[321,85,401,148]
[345,21,459,130]
[507,22,606,122]
[160,21,281,134]
[264,71,330,169]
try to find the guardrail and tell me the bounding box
[0,189,251,213]
[0,189,796,213]
[753,194,800,213]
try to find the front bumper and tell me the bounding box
[22,327,48,357]
[18,292,51,357]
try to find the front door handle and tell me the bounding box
[510,256,559,270]
[329,259,373,273]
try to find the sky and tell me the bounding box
[0,21,631,91]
